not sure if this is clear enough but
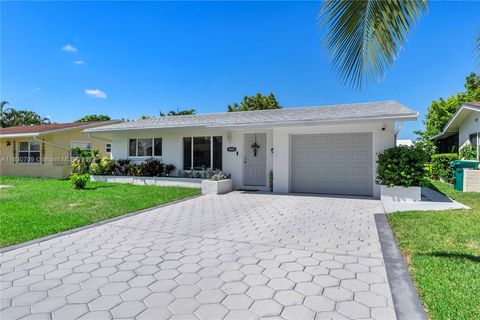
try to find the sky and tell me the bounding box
[1,1,479,139]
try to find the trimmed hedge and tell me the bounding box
[376,145,428,187]
[431,153,458,183]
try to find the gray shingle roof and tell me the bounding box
[85,100,417,132]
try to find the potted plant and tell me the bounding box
[376,145,428,202]
[201,170,232,195]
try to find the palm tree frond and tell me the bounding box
[318,0,428,89]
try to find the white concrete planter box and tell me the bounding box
[380,185,421,202]
[90,175,202,188]
[202,179,233,195]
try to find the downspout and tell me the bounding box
[394,121,403,146]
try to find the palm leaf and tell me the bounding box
[318,0,428,89]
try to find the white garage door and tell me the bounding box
[291,133,373,196]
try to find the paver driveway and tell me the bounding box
[1,192,396,320]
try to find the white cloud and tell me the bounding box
[62,44,77,52]
[74,60,85,64]
[32,87,40,92]
[85,89,107,99]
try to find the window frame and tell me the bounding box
[128,138,162,158]
[470,132,480,160]
[18,140,41,164]
[70,141,92,158]
[183,135,222,171]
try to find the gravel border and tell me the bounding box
[375,213,427,320]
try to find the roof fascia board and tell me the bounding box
[0,132,40,138]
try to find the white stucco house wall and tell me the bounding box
[432,102,480,159]
[84,101,418,197]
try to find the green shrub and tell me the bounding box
[89,162,102,175]
[459,145,477,160]
[376,145,428,187]
[431,153,458,183]
[70,173,90,189]
[99,157,116,175]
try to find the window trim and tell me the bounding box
[70,141,92,158]
[470,132,480,160]
[183,135,222,171]
[128,138,162,158]
[18,140,41,164]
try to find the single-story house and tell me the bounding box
[0,121,119,179]
[431,102,480,159]
[84,101,418,197]
[396,139,414,147]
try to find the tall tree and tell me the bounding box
[417,72,480,140]
[163,108,197,116]
[0,107,51,128]
[75,114,111,122]
[227,93,281,112]
[318,0,428,89]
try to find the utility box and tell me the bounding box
[464,169,480,192]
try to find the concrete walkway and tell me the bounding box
[1,192,396,320]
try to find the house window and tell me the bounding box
[128,138,162,157]
[71,141,92,157]
[106,143,111,153]
[470,133,479,159]
[19,141,40,163]
[183,136,222,170]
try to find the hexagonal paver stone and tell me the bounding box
[196,289,226,304]
[120,287,152,301]
[250,299,283,317]
[77,311,112,320]
[355,291,387,307]
[0,306,30,320]
[108,271,136,282]
[67,290,100,304]
[88,295,123,311]
[281,262,304,272]
[168,297,200,314]
[246,286,275,300]
[48,284,81,298]
[111,301,146,318]
[30,279,62,291]
[304,296,335,312]
[31,297,67,313]
[52,304,89,320]
[267,278,295,290]
[177,264,202,273]
[175,273,201,285]
[154,269,180,280]
[340,279,369,292]
[222,294,253,310]
[336,301,370,319]
[330,269,355,280]
[224,310,258,320]
[221,281,249,294]
[143,292,175,307]
[304,266,329,276]
[263,268,287,279]
[313,275,340,288]
[371,306,396,319]
[149,280,178,292]
[287,271,313,283]
[274,290,304,306]
[194,304,229,320]
[128,275,156,288]
[19,313,51,320]
[357,272,384,284]
[99,282,130,295]
[294,282,323,296]
[198,278,224,290]
[80,277,109,290]
[137,307,172,320]
[220,271,245,282]
[282,305,316,320]
[12,291,47,306]
[172,284,201,298]
[240,265,264,275]
[324,287,354,301]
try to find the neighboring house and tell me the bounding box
[85,101,417,197]
[396,139,414,147]
[431,102,480,159]
[0,121,119,179]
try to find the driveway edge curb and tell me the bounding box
[0,194,203,253]
[375,213,427,320]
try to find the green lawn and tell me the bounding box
[0,176,200,247]
[388,180,480,320]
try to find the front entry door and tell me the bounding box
[243,133,267,186]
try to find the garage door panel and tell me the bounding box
[291,133,373,196]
